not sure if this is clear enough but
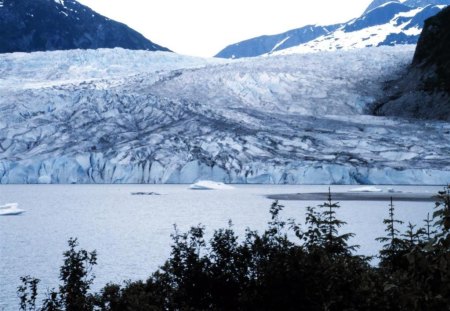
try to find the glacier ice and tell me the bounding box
[0,47,449,185]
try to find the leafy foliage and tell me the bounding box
[18,189,450,310]
[18,276,40,311]
[19,238,97,311]
[59,238,97,311]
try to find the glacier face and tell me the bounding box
[1,47,450,184]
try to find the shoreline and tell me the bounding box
[267,192,437,202]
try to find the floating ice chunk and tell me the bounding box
[0,203,24,216]
[130,192,161,196]
[387,188,403,193]
[348,186,383,192]
[189,180,234,190]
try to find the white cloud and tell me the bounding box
[77,0,373,57]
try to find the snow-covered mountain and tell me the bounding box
[215,0,449,58]
[0,0,169,53]
[215,24,341,59]
[278,2,444,55]
[365,0,450,13]
[1,46,450,184]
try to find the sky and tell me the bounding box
[77,0,374,57]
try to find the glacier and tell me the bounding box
[0,47,449,184]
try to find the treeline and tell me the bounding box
[18,186,450,311]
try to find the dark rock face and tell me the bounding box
[374,7,450,120]
[0,0,170,53]
[413,6,450,91]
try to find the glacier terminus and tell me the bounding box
[0,46,449,185]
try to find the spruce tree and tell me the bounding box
[423,212,437,242]
[401,222,426,249]
[433,185,450,246]
[317,188,356,256]
[376,197,406,267]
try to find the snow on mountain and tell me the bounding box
[364,0,450,13]
[274,3,445,55]
[216,0,449,58]
[1,46,450,185]
[0,0,170,53]
[215,24,341,59]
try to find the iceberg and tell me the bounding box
[189,180,234,190]
[348,186,383,193]
[0,203,24,216]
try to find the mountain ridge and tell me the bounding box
[364,0,450,13]
[0,0,170,53]
[215,0,449,58]
[215,24,341,59]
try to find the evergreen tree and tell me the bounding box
[401,222,426,249]
[423,212,437,242]
[317,188,356,256]
[433,185,450,247]
[376,197,406,268]
[303,205,324,251]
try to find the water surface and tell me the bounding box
[0,184,440,310]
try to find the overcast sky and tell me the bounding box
[77,0,374,57]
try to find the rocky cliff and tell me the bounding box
[375,6,450,120]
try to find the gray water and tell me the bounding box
[0,184,441,310]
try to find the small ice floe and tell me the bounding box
[348,186,383,193]
[0,203,25,216]
[387,188,403,193]
[189,180,234,190]
[131,192,161,196]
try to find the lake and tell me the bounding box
[0,184,442,310]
